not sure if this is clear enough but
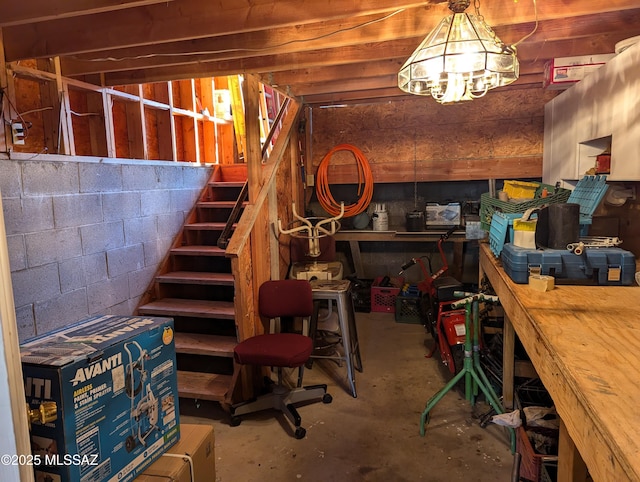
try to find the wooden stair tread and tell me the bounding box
[198,201,247,208]
[175,332,236,356]
[170,245,226,256]
[138,298,235,319]
[157,271,234,285]
[208,181,245,188]
[184,222,236,230]
[177,371,232,402]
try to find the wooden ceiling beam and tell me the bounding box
[100,39,417,86]
[300,84,543,106]
[59,7,434,76]
[0,0,175,27]
[59,8,640,79]
[2,0,430,61]
[263,58,549,93]
[7,0,640,62]
[291,71,544,99]
[99,25,624,88]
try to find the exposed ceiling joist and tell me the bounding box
[0,0,175,28]
[2,0,430,61]
[3,0,640,105]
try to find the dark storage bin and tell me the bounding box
[350,278,373,313]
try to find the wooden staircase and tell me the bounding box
[138,164,248,406]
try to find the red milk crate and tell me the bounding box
[370,276,404,313]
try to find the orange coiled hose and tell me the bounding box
[315,144,374,217]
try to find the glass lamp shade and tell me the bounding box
[398,12,519,103]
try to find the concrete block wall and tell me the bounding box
[0,154,212,342]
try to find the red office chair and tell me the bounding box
[229,279,333,439]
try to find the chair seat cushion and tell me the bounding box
[234,333,313,367]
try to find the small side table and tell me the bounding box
[309,279,363,398]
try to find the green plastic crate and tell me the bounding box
[480,182,571,231]
[394,296,422,324]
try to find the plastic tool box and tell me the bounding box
[500,243,636,285]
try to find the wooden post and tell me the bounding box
[244,74,270,286]
[101,90,116,158]
[558,419,588,482]
[167,81,178,162]
[0,30,9,152]
[199,78,216,164]
[54,57,75,155]
[212,77,235,165]
[0,194,35,482]
[36,58,60,155]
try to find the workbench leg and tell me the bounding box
[558,419,588,482]
[348,240,364,278]
[502,314,515,410]
[452,241,463,281]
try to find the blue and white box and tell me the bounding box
[425,203,461,226]
[21,315,180,482]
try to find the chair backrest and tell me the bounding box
[290,236,337,263]
[259,279,314,319]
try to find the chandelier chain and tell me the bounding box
[473,0,484,23]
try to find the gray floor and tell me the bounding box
[180,312,514,482]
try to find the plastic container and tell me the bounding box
[372,203,389,231]
[513,208,538,249]
[503,180,539,199]
[371,276,403,313]
[395,296,422,324]
[464,215,485,240]
[405,210,424,232]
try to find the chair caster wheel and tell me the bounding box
[230,416,241,427]
[294,427,306,439]
[322,393,333,404]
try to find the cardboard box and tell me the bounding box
[543,54,615,90]
[425,203,461,226]
[135,424,215,482]
[21,315,180,482]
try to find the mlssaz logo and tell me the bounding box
[70,353,123,386]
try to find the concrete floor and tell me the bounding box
[180,312,514,482]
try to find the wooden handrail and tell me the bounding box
[261,97,290,158]
[226,99,301,257]
[217,97,291,250]
[217,181,248,250]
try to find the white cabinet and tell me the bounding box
[609,47,640,180]
[543,92,580,182]
[543,41,640,183]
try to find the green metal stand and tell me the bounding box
[419,292,515,451]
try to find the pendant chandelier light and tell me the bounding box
[398,0,519,103]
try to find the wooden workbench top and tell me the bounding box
[479,242,640,482]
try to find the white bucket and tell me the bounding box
[372,203,388,231]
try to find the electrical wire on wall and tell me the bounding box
[315,144,374,217]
